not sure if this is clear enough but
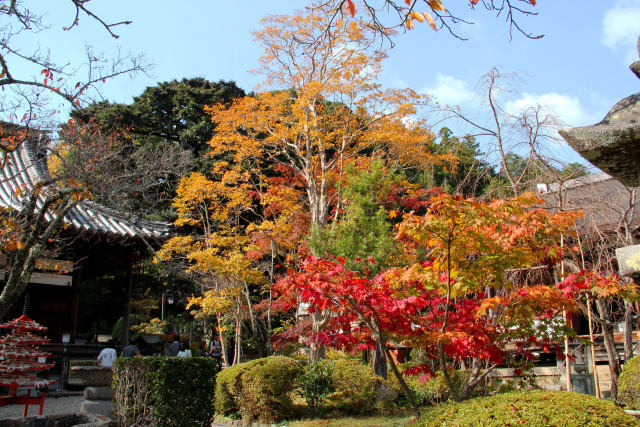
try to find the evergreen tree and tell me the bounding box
[310,160,402,275]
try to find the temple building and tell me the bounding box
[0,130,170,344]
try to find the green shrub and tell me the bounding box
[407,371,451,406]
[387,367,470,407]
[111,314,146,343]
[297,360,335,412]
[325,358,379,415]
[214,356,303,423]
[215,361,250,416]
[113,356,218,427]
[419,390,638,427]
[326,348,361,361]
[619,354,640,409]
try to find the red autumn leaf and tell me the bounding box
[346,0,356,17]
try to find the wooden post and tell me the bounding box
[587,295,601,398]
[576,228,599,397]
[122,260,134,346]
[563,309,572,392]
[560,235,572,392]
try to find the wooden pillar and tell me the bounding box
[71,253,86,341]
[122,257,134,346]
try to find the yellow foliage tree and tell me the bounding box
[207,12,444,229]
[206,10,450,360]
[156,170,266,365]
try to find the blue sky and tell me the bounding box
[18,1,640,166]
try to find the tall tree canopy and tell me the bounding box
[413,127,494,197]
[207,11,442,229]
[71,78,247,219]
[181,10,448,362]
[72,78,246,157]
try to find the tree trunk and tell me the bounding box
[266,287,274,356]
[0,245,43,319]
[122,262,134,345]
[0,196,75,319]
[244,282,267,356]
[266,244,275,356]
[586,296,601,399]
[458,358,497,401]
[382,341,419,417]
[437,343,460,402]
[307,186,331,362]
[372,339,388,379]
[624,300,634,362]
[217,314,229,367]
[460,360,481,400]
[234,294,242,365]
[309,309,330,362]
[596,298,621,400]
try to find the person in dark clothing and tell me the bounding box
[227,337,235,366]
[169,335,181,357]
[139,340,154,356]
[121,337,142,357]
[209,337,222,370]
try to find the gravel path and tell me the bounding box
[0,394,83,419]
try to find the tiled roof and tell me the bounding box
[0,136,170,240]
[538,172,613,194]
[537,172,640,230]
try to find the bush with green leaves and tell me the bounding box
[619,354,640,409]
[325,358,380,415]
[214,356,303,423]
[111,314,146,343]
[386,366,471,407]
[406,371,453,406]
[113,356,218,427]
[215,361,248,416]
[297,359,335,412]
[419,390,638,427]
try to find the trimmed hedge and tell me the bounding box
[113,356,218,427]
[325,358,379,415]
[419,390,638,427]
[214,356,303,423]
[619,354,640,409]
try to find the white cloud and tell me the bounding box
[505,92,599,128]
[421,74,474,106]
[602,1,640,63]
[392,78,409,88]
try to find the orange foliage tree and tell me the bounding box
[207,10,446,360]
[389,192,580,400]
[274,192,580,408]
[155,152,313,361]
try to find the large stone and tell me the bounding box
[616,244,640,277]
[559,42,640,187]
[64,413,112,427]
[559,92,640,187]
[81,399,115,418]
[84,386,115,400]
[71,366,113,386]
